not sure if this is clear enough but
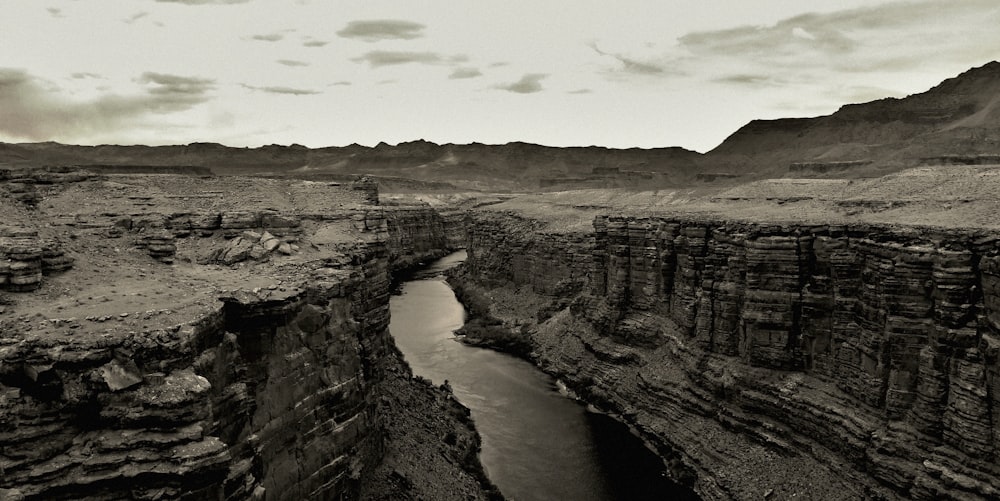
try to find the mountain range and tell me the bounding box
[3,61,999,191]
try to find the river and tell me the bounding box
[389,251,698,501]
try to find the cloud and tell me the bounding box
[329,81,352,86]
[713,74,780,87]
[303,39,328,47]
[277,59,309,67]
[589,43,666,75]
[448,67,482,79]
[135,72,215,108]
[124,12,149,24]
[568,88,592,94]
[791,27,816,40]
[154,0,252,4]
[242,84,320,95]
[0,68,214,142]
[251,33,284,42]
[351,50,443,67]
[677,0,1000,76]
[71,72,103,80]
[336,20,425,42]
[495,73,547,94]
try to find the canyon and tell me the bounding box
[3,61,1000,500]
[451,177,1000,499]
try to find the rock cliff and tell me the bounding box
[460,210,1000,500]
[0,173,486,500]
[0,249,385,499]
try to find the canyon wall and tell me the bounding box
[0,250,388,499]
[0,204,476,500]
[376,207,466,270]
[462,211,1000,500]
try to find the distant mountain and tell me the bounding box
[705,61,1000,177]
[0,139,702,191]
[3,61,999,189]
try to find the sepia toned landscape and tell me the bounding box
[4,2,1000,500]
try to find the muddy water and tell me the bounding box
[390,251,697,501]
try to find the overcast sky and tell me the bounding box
[2,0,999,152]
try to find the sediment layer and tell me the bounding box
[460,210,1000,500]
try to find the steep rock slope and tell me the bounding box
[459,210,1000,500]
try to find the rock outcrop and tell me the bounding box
[204,231,299,265]
[0,227,73,292]
[460,210,1000,500]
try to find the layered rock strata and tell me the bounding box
[369,207,466,270]
[461,210,1000,500]
[0,242,395,500]
[0,173,485,500]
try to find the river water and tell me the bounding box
[389,251,697,501]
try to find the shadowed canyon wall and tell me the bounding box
[462,211,1000,500]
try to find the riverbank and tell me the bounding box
[359,343,504,501]
[445,265,701,498]
[446,275,535,358]
[396,252,695,501]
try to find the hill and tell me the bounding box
[705,61,1000,178]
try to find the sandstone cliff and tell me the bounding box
[460,210,1000,500]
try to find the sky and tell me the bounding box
[1,1,999,153]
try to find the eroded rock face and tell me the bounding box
[0,257,384,500]
[0,200,485,501]
[366,207,466,270]
[463,211,1000,500]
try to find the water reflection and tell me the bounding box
[390,251,696,501]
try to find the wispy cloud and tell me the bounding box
[589,43,666,75]
[448,67,482,79]
[155,0,252,4]
[713,74,780,87]
[337,20,425,42]
[568,88,592,94]
[0,68,215,142]
[277,59,309,67]
[136,73,215,105]
[46,7,63,18]
[242,84,320,95]
[303,38,328,47]
[71,72,104,80]
[352,50,442,67]
[495,73,547,94]
[329,81,352,86]
[251,33,284,42]
[679,0,1000,77]
[124,12,149,24]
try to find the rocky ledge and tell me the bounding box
[457,210,1000,500]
